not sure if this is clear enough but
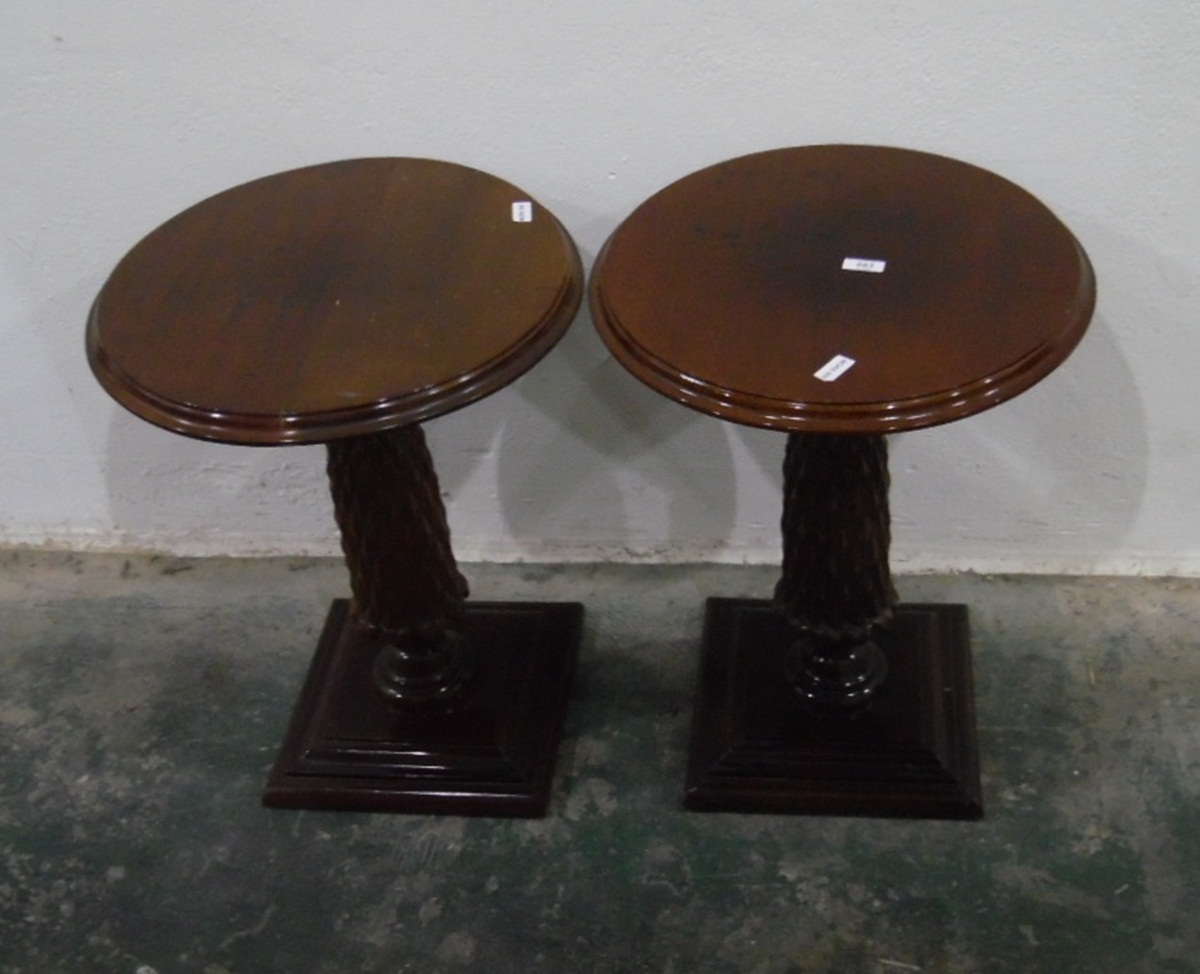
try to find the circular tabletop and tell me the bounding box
[589,145,1095,433]
[88,158,583,445]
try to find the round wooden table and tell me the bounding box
[590,145,1095,818]
[87,157,585,816]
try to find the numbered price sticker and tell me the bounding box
[511,201,533,223]
[814,354,857,382]
[841,257,886,273]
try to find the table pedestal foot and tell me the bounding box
[264,598,582,816]
[684,598,982,819]
[264,425,582,816]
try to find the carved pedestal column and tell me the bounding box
[264,425,583,816]
[684,432,981,818]
[774,432,897,709]
[327,425,473,709]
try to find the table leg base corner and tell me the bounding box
[263,598,583,817]
[684,598,983,820]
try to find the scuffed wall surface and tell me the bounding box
[2,2,1197,573]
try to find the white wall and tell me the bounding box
[2,2,1197,574]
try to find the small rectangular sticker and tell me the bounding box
[815,354,856,382]
[842,257,886,273]
[511,201,533,222]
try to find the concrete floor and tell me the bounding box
[1,550,1198,973]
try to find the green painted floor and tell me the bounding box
[1,551,1198,973]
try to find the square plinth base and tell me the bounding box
[264,599,583,817]
[685,599,982,819]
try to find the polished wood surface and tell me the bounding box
[87,158,586,816]
[88,157,583,444]
[686,600,980,818]
[590,145,1095,433]
[775,432,895,709]
[590,145,1095,818]
[264,599,583,816]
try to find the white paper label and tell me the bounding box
[511,201,533,222]
[814,354,856,382]
[842,257,886,273]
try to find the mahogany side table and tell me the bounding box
[589,145,1095,818]
[87,158,585,816]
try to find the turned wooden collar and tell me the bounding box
[589,145,1095,433]
[88,158,583,445]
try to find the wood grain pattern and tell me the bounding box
[87,158,586,815]
[592,145,1093,816]
[88,157,583,444]
[590,145,1095,433]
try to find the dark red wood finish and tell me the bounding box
[88,157,582,444]
[87,158,585,816]
[687,600,980,818]
[590,145,1095,818]
[591,145,1093,433]
[264,599,582,816]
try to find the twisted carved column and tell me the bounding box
[326,424,473,710]
[773,432,898,708]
